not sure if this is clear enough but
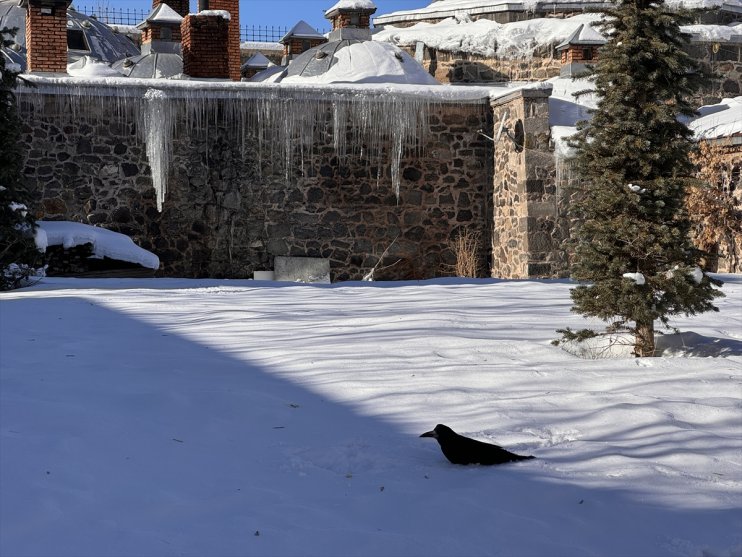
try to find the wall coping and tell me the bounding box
[489,82,553,107]
[18,74,495,104]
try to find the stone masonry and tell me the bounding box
[19,87,495,281]
[490,87,566,279]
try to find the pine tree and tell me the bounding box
[565,0,724,357]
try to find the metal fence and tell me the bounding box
[76,5,148,26]
[241,25,289,43]
[76,6,325,43]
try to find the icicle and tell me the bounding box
[15,79,475,209]
[141,88,173,212]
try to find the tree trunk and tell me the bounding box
[635,321,656,357]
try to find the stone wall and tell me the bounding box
[19,85,494,281]
[406,46,562,84]
[489,86,565,278]
[688,41,742,102]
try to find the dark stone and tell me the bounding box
[121,163,139,177]
[112,206,132,223]
[76,138,92,154]
[306,187,324,203]
[402,167,422,181]
[457,210,473,222]
[526,179,544,194]
[113,143,128,155]
[722,79,740,94]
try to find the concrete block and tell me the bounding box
[274,256,331,283]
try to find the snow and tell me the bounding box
[197,9,231,20]
[280,41,439,85]
[682,22,742,42]
[326,0,377,14]
[241,41,283,51]
[8,202,28,215]
[1,275,740,557]
[691,266,705,285]
[141,2,183,26]
[375,12,739,59]
[689,96,742,140]
[281,20,325,40]
[374,0,742,25]
[622,271,646,285]
[34,221,160,270]
[374,13,605,58]
[67,56,122,78]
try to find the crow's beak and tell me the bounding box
[420,430,437,438]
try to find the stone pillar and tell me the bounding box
[181,13,230,79]
[152,0,190,18]
[489,86,565,279]
[205,0,240,81]
[22,0,71,74]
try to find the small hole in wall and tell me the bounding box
[513,119,525,153]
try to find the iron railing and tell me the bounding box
[76,6,324,43]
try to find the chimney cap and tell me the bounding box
[555,23,606,51]
[280,19,325,44]
[324,0,376,19]
[19,0,71,9]
[137,2,183,29]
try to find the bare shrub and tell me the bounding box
[445,228,482,278]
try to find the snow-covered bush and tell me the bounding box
[1,26,43,290]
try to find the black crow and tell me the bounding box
[420,424,535,465]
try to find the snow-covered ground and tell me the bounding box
[1,276,741,557]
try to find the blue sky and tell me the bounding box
[90,1,427,31]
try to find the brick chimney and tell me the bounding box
[556,23,605,77]
[195,0,240,81]
[279,20,327,65]
[181,12,230,79]
[324,0,376,41]
[21,0,71,74]
[152,0,190,18]
[138,3,183,55]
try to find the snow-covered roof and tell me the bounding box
[374,13,604,58]
[325,0,378,17]
[280,40,439,85]
[111,51,183,79]
[374,0,609,26]
[682,22,742,43]
[35,221,160,270]
[67,55,122,78]
[0,0,140,71]
[280,20,326,43]
[198,9,231,20]
[374,0,742,25]
[689,97,742,140]
[137,3,183,29]
[375,12,741,59]
[241,41,283,52]
[242,52,274,70]
[555,23,607,50]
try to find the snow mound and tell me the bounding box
[281,41,439,85]
[67,56,122,78]
[375,13,604,58]
[689,96,742,141]
[656,332,742,358]
[35,221,160,270]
